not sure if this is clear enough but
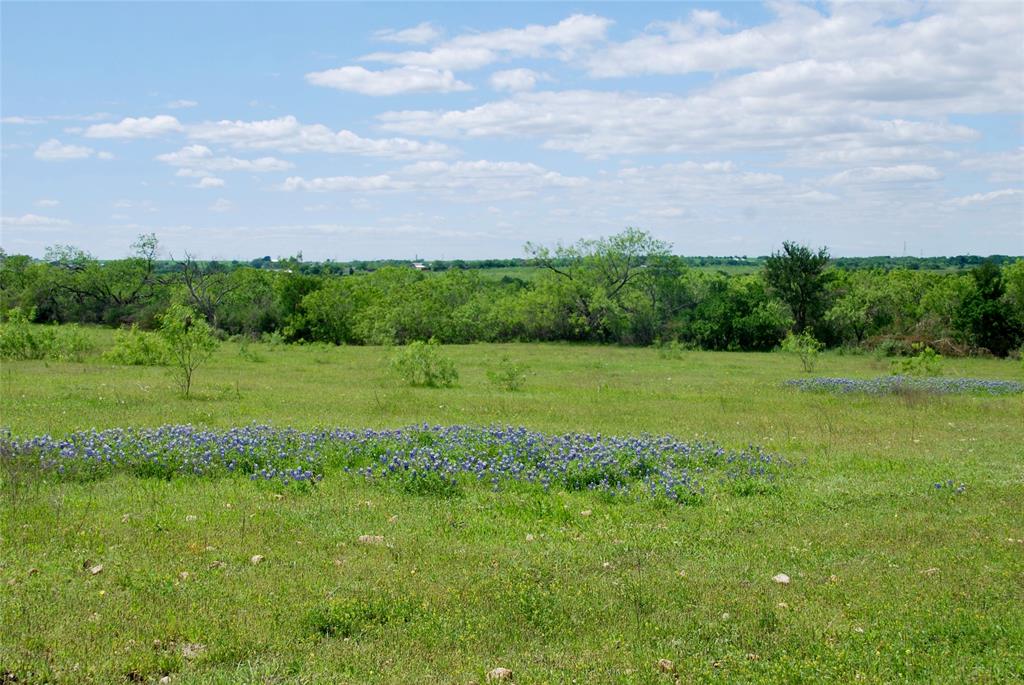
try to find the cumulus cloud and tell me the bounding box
[209,198,234,212]
[378,90,978,158]
[1,213,71,227]
[281,159,586,199]
[34,139,98,161]
[584,2,1022,117]
[305,65,471,95]
[490,68,544,92]
[944,188,1023,208]
[84,115,183,138]
[195,176,226,189]
[374,22,442,45]
[823,165,943,185]
[187,115,449,157]
[156,145,293,173]
[360,14,612,71]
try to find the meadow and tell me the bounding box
[1,328,1022,683]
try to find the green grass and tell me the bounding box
[2,329,1023,683]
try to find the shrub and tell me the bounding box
[487,354,527,391]
[0,308,94,362]
[160,304,218,397]
[781,330,823,372]
[890,344,943,377]
[390,338,458,387]
[103,324,169,366]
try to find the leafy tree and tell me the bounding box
[525,227,671,341]
[955,260,1020,356]
[764,242,831,333]
[159,304,218,397]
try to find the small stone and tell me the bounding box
[772,573,790,585]
[657,658,675,673]
[159,677,171,684]
[486,667,513,682]
[89,564,104,576]
[358,535,385,545]
[580,509,592,517]
[250,555,264,565]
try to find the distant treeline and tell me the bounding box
[2,230,1022,356]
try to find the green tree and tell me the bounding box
[159,304,218,397]
[525,227,671,342]
[763,241,831,333]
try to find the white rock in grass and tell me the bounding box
[486,667,513,681]
[772,573,790,585]
[580,509,592,517]
[159,677,171,684]
[358,535,385,545]
[88,564,104,576]
[250,555,264,565]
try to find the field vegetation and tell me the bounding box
[1,326,1022,683]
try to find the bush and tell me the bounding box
[891,344,943,377]
[781,330,823,372]
[103,324,169,366]
[0,308,94,361]
[160,304,219,397]
[487,355,527,391]
[390,338,458,387]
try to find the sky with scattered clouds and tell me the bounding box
[2,2,1022,260]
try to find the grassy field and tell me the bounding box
[2,329,1023,683]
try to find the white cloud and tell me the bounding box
[944,188,1023,208]
[823,165,943,185]
[490,69,544,92]
[187,115,449,158]
[961,148,1024,183]
[374,22,442,45]
[34,139,95,161]
[166,99,199,109]
[156,145,293,172]
[209,198,234,212]
[305,65,471,95]
[84,115,183,138]
[35,199,60,208]
[281,159,586,200]
[378,90,978,158]
[195,177,226,189]
[2,116,45,125]
[361,14,612,71]
[1,213,71,227]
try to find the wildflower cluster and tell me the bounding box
[784,376,1023,396]
[2,424,789,502]
[933,479,967,495]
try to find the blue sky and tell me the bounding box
[2,1,1022,260]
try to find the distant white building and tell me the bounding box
[411,262,428,270]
